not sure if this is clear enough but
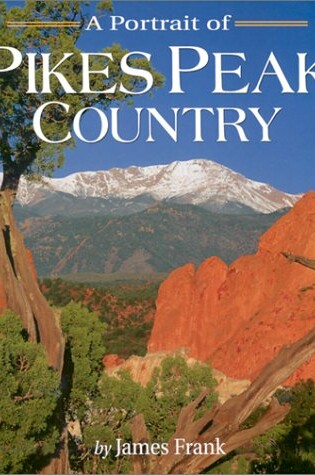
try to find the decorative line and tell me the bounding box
[111,0,315,3]
[235,21,308,23]
[6,21,81,28]
[235,20,308,27]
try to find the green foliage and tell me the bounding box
[251,380,315,474]
[42,277,74,307]
[143,355,218,442]
[104,321,153,358]
[74,355,217,474]
[61,302,105,419]
[239,404,269,430]
[0,0,163,186]
[40,277,157,358]
[40,276,158,310]
[209,454,251,474]
[65,369,142,473]
[0,311,60,473]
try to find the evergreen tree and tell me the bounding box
[61,302,105,419]
[0,311,60,473]
[143,355,218,442]
[73,355,218,474]
[251,380,315,474]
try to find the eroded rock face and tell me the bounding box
[147,258,228,359]
[0,249,37,313]
[26,248,37,280]
[148,192,315,384]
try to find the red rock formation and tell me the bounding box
[0,279,7,313]
[148,192,315,384]
[0,249,37,313]
[26,248,37,281]
[102,353,125,369]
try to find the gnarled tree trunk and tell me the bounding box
[0,190,64,371]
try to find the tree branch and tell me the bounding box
[131,414,152,474]
[282,252,315,271]
[132,325,315,474]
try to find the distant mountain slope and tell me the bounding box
[11,159,299,214]
[16,203,286,277]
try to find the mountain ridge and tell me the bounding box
[9,159,300,214]
[17,202,286,276]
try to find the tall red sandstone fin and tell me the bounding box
[148,263,196,353]
[148,258,228,356]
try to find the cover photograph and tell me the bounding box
[0,0,315,473]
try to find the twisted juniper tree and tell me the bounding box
[0,0,163,370]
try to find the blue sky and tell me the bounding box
[8,1,315,193]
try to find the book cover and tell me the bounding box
[0,0,315,473]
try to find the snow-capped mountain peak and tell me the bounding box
[8,158,300,214]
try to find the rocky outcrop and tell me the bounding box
[148,192,315,383]
[104,350,250,404]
